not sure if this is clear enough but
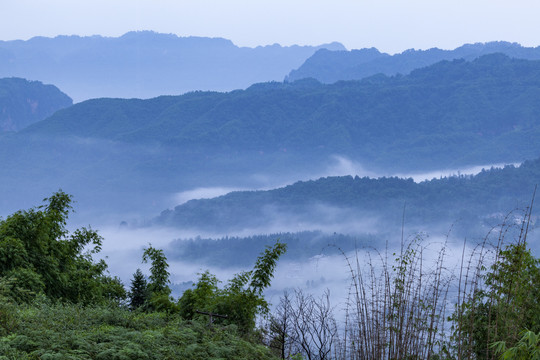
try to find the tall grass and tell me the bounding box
[452,188,538,360]
[268,193,538,360]
[340,232,452,359]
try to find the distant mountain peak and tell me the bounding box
[286,41,540,83]
[0,77,72,132]
[317,41,347,51]
[0,32,342,101]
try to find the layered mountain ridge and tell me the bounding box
[0,31,344,102]
[286,41,540,83]
[3,51,540,223]
[156,158,540,233]
[22,53,540,170]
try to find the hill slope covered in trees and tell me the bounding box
[156,158,540,233]
[0,77,72,132]
[3,53,540,218]
[23,53,540,169]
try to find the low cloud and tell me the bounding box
[92,155,526,301]
[323,155,379,178]
[172,187,244,205]
[325,155,520,183]
[395,162,520,182]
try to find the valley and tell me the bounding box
[1,30,539,359]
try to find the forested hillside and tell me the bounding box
[3,53,540,218]
[4,1,540,357]
[166,231,374,268]
[23,53,540,170]
[0,31,344,101]
[156,158,540,232]
[286,41,540,83]
[0,77,72,132]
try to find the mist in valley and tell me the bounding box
[91,155,535,298]
[96,209,539,331]
[1,133,533,304]
[3,2,540,358]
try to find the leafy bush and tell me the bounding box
[178,242,287,334]
[0,191,126,305]
[0,302,277,359]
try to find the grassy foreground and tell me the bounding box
[0,298,276,360]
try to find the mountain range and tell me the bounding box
[22,53,540,170]
[0,31,344,102]
[2,51,540,226]
[286,41,540,83]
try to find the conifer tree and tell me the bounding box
[128,268,148,310]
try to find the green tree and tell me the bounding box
[492,329,540,360]
[0,191,125,304]
[453,241,540,359]
[142,246,171,295]
[178,241,287,334]
[178,270,220,320]
[128,268,148,310]
[142,245,176,312]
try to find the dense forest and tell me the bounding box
[21,53,540,170]
[3,53,540,219]
[1,193,539,359]
[156,158,540,234]
[166,231,378,268]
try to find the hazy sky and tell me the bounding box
[2,0,539,54]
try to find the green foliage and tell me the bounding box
[141,246,177,313]
[0,237,27,271]
[485,243,540,332]
[0,193,285,357]
[178,241,286,334]
[0,280,18,337]
[100,276,127,305]
[2,268,44,303]
[0,191,125,305]
[142,246,170,296]
[0,301,278,359]
[250,241,287,296]
[158,159,540,232]
[178,271,220,320]
[128,269,148,311]
[452,234,540,359]
[492,329,540,360]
